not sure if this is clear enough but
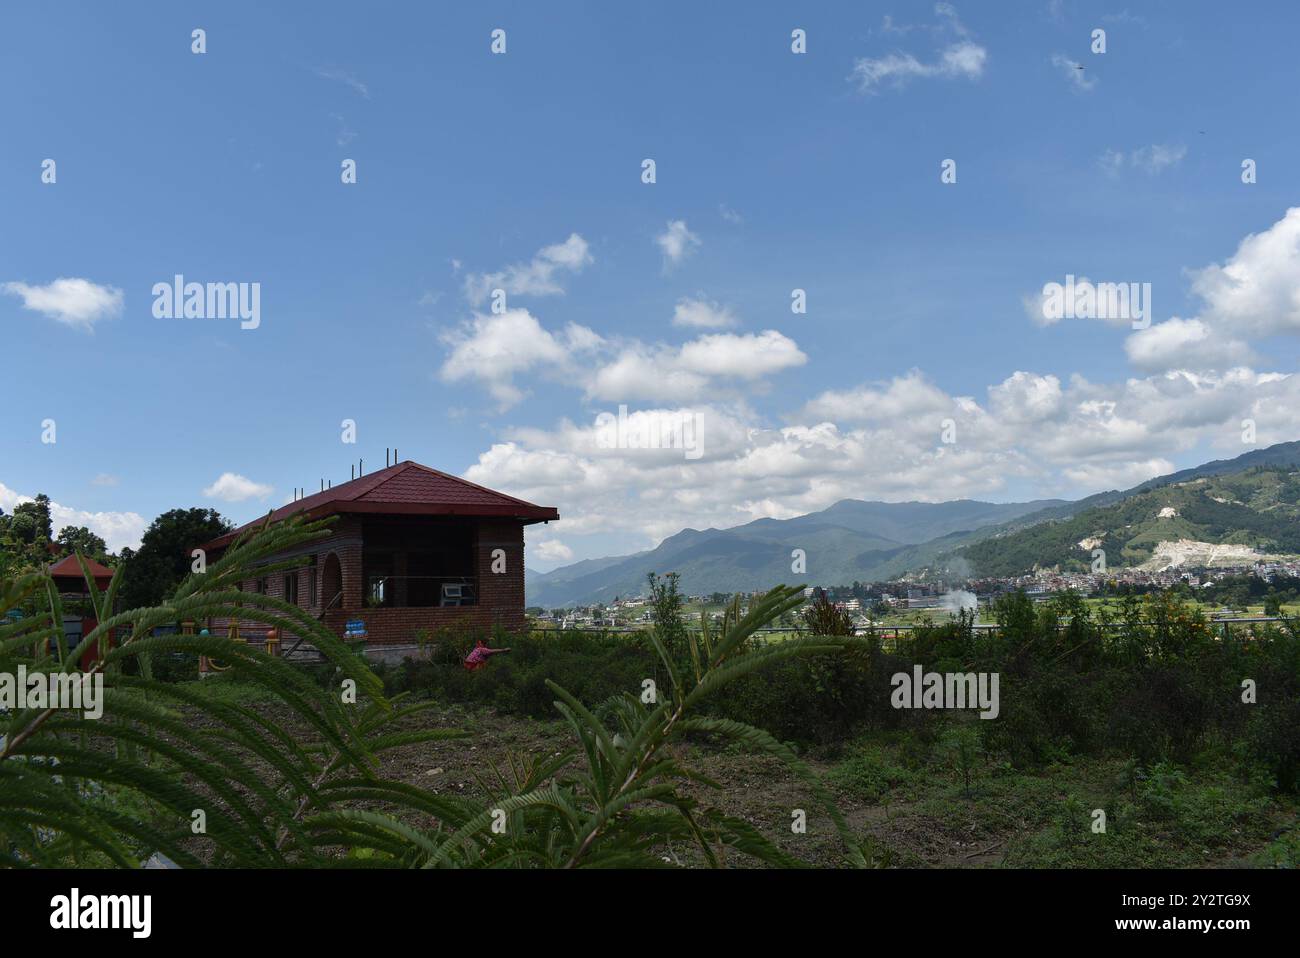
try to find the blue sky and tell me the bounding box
[3,1,1300,570]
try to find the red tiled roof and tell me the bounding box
[47,554,115,582]
[199,461,558,551]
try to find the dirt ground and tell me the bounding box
[180,696,1295,868]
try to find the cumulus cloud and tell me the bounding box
[801,370,958,424]
[677,331,805,379]
[1024,275,1153,329]
[3,277,124,329]
[1062,458,1176,491]
[1020,209,1300,374]
[852,5,986,93]
[987,371,1066,423]
[1104,207,1300,373]
[1125,318,1255,371]
[448,210,1300,563]
[586,351,711,404]
[1188,207,1300,339]
[0,482,145,552]
[203,473,274,503]
[532,539,574,563]
[441,307,803,408]
[588,331,806,402]
[672,296,736,329]
[465,363,1300,559]
[463,233,592,306]
[439,309,602,409]
[655,220,701,267]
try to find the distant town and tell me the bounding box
[530,558,1300,630]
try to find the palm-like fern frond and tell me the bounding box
[3,537,867,868]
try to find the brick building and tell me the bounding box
[195,460,557,649]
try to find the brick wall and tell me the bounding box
[476,520,526,633]
[214,515,528,647]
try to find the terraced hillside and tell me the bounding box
[959,466,1300,576]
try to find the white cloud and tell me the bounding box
[852,6,985,93]
[452,211,1300,559]
[587,350,711,403]
[1098,149,1125,176]
[1051,54,1096,92]
[92,473,120,487]
[1106,207,1300,373]
[655,220,701,268]
[442,304,804,407]
[464,363,1300,558]
[719,204,744,225]
[802,370,957,424]
[1102,10,1148,26]
[1023,209,1300,373]
[588,331,806,402]
[464,233,593,305]
[1188,207,1300,339]
[439,309,602,409]
[1100,143,1187,175]
[533,539,574,563]
[1062,458,1175,491]
[314,67,370,99]
[331,112,357,146]
[678,331,806,378]
[1132,143,1187,173]
[0,482,145,552]
[3,277,124,329]
[987,371,1066,424]
[672,296,737,329]
[1125,318,1255,371]
[203,473,274,503]
[853,42,986,92]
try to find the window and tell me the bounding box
[284,573,298,606]
[307,568,317,608]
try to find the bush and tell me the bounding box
[826,739,918,802]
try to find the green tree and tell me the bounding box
[117,508,232,611]
[55,525,108,560]
[801,589,855,636]
[647,571,688,656]
[8,494,53,546]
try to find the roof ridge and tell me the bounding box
[342,460,409,500]
[195,459,557,553]
[401,461,540,509]
[47,554,114,576]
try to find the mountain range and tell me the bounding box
[526,440,1300,607]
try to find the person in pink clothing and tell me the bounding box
[463,639,511,671]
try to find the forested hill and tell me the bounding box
[958,465,1300,576]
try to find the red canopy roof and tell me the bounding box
[199,460,559,552]
[46,554,115,586]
